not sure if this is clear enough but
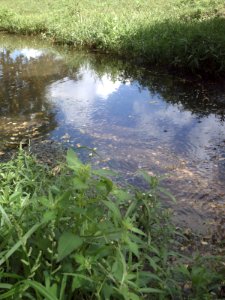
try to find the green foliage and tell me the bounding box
[0,0,225,75]
[0,149,224,299]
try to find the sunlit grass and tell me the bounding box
[0,0,225,74]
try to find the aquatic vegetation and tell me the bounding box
[0,0,225,75]
[0,148,224,299]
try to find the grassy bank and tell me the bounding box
[0,0,225,75]
[0,148,224,299]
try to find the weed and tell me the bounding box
[0,148,224,299]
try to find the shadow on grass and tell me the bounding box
[119,16,225,76]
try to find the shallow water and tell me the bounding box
[0,34,225,232]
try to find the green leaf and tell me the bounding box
[0,223,41,266]
[72,276,82,291]
[148,245,160,256]
[101,178,114,193]
[0,288,19,299]
[57,232,83,262]
[178,265,190,277]
[64,273,94,284]
[66,149,82,170]
[138,171,155,185]
[128,292,140,300]
[102,200,121,220]
[130,226,146,237]
[0,283,12,290]
[0,273,22,280]
[39,197,52,208]
[139,271,162,283]
[57,191,71,204]
[139,287,164,294]
[125,199,137,218]
[23,280,59,300]
[42,211,56,223]
[0,204,12,227]
[9,191,21,202]
[158,187,176,203]
[126,239,139,258]
[94,177,114,195]
[112,260,123,281]
[146,256,160,272]
[73,177,88,190]
[113,189,131,202]
[102,283,113,299]
[59,275,68,300]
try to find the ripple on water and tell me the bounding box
[0,34,225,232]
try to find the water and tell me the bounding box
[0,34,225,232]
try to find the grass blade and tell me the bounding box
[0,223,41,266]
[23,280,59,300]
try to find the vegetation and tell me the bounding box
[1,33,225,124]
[0,2,225,297]
[0,0,225,75]
[0,148,224,299]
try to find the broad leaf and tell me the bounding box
[66,149,82,170]
[23,280,59,300]
[57,232,83,262]
[102,201,121,220]
[73,178,88,190]
[42,211,56,223]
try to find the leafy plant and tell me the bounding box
[0,149,224,299]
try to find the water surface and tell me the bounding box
[0,34,225,232]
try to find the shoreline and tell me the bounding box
[1,137,224,243]
[0,1,224,77]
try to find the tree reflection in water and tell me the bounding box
[0,47,67,148]
[0,34,225,231]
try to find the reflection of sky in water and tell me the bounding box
[47,68,131,127]
[10,48,44,61]
[47,67,225,163]
[1,43,225,230]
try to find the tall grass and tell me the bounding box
[0,148,224,299]
[0,0,225,75]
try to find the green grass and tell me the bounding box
[0,148,224,299]
[0,0,225,75]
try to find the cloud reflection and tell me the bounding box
[47,68,122,126]
[47,65,225,166]
[10,49,44,61]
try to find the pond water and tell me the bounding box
[0,34,225,232]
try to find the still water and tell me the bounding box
[0,34,225,232]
